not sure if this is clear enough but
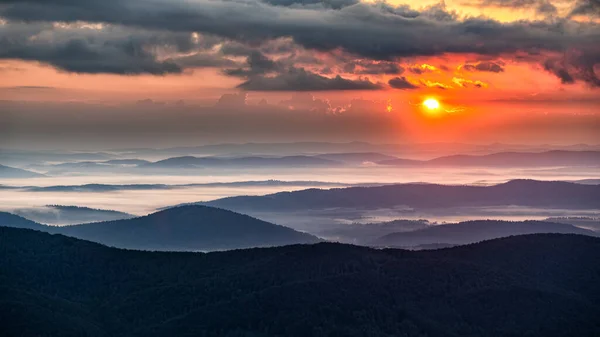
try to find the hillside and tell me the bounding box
[0,212,48,230]
[13,205,135,225]
[1,227,599,337]
[144,155,341,168]
[313,152,398,164]
[18,180,349,192]
[373,220,598,248]
[319,219,430,244]
[380,150,600,167]
[0,164,44,178]
[0,206,320,251]
[204,179,600,211]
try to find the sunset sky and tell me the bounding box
[0,0,599,148]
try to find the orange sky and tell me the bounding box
[0,0,598,146]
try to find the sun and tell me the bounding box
[422,98,440,110]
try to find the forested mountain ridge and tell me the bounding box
[1,227,599,337]
[204,179,600,211]
[0,205,320,251]
[374,220,598,247]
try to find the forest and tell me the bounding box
[1,227,599,337]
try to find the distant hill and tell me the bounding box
[575,179,600,185]
[204,180,600,211]
[1,227,599,337]
[373,220,598,248]
[0,212,48,230]
[314,152,397,164]
[23,180,351,193]
[318,219,430,244]
[545,217,600,232]
[102,159,150,165]
[54,159,150,167]
[42,159,150,171]
[0,206,321,251]
[0,164,44,178]
[0,150,112,166]
[380,150,600,167]
[13,205,135,225]
[144,155,342,169]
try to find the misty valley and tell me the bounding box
[1,143,600,336]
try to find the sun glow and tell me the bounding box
[423,98,440,110]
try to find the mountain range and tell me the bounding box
[203,180,600,211]
[1,227,599,337]
[108,141,600,158]
[381,150,600,167]
[2,203,597,250]
[12,205,135,225]
[373,219,598,248]
[16,180,350,193]
[0,206,320,251]
[143,155,342,169]
[13,150,600,176]
[0,164,44,178]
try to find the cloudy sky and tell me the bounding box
[0,0,599,148]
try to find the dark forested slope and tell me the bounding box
[1,227,599,337]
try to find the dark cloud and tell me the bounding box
[462,61,505,72]
[174,52,240,68]
[408,64,438,74]
[388,77,419,90]
[544,58,575,84]
[224,51,280,77]
[569,0,600,17]
[543,52,600,87]
[1,0,596,59]
[408,67,425,75]
[260,0,359,9]
[237,67,382,91]
[461,0,558,14]
[0,0,599,86]
[343,60,404,75]
[0,22,185,74]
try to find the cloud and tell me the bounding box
[452,77,488,88]
[3,85,57,90]
[215,92,248,108]
[461,0,558,15]
[224,51,281,77]
[388,76,419,89]
[260,0,359,9]
[0,0,598,86]
[420,80,453,90]
[237,67,382,91]
[136,99,166,107]
[0,22,185,74]
[343,60,404,75]
[407,64,439,74]
[543,52,600,87]
[278,93,331,112]
[569,0,600,17]
[461,61,505,73]
[0,1,595,59]
[173,52,240,69]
